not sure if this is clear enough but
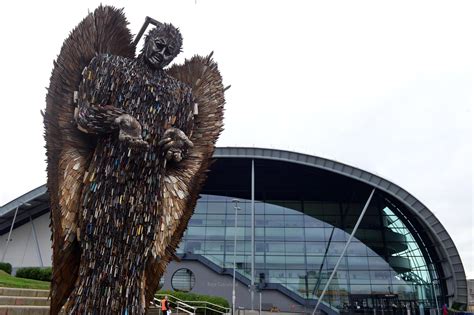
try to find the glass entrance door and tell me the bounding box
[373,294,399,315]
[348,294,401,315]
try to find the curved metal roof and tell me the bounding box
[0,146,467,305]
[214,147,468,305]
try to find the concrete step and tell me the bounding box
[147,307,161,315]
[0,296,49,306]
[0,305,49,315]
[147,308,188,315]
[0,288,49,298]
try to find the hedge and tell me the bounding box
[15,267,52,282]
[157,290,230,313]
[0,262,12,275]
[449,302,467,312]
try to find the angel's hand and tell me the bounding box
[158,128,193,163]
[114,114,149,149]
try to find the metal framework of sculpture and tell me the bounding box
[44,6,225,314]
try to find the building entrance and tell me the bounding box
[345,294,419,315]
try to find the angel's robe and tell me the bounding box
[67,54,194,314]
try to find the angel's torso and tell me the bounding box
[81,54,194,184]
[76,54,194,281]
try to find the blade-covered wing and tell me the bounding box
[145,54,225,304]
[44,6,135,314]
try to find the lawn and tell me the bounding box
[0,270,50,290]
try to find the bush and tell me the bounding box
[15,267,52,282]
[0,262,12,275]
[157,290,230,314]
[450,301,467,312]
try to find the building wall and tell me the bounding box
[0,213,52,268]
[162,260,314,313]
[468,279,474,309]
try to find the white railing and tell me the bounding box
[154,293,230,315]
[152,297,196,315]
[177,300,197,315]
[183,300,231,315]
[152,297,161,308]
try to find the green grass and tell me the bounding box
[0,270,50,290]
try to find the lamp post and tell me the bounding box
[232,199,241,315]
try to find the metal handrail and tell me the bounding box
[155,293,230,315]
[182,300,230,312]
[155,294,197,311]
[176,305,195,315]
[152,297,161,307]
[177,301,197,311]
[193,305,231,315]
[152,297,197,315]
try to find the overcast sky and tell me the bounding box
[0,1,472,278]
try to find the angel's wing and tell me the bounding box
[43,6,135,314]
[145,54,226,305]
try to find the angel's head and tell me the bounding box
[142,23,183,69]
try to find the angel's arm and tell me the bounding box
[74,55,147,147]
[160,85,195,162]
[74,103,124,134]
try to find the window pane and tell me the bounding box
[284,215,304,227]
[285,242,305,254]
[285,228,304,241]
[305,228,325,241]
[370,270,391,284]
[207,202,226,214]
[286,256,305,268]
[306,256,325,268]
[265,215,284,227]
[267,242,285,254]
[172,269,196,292]
[189,214,206,226]
[185,241,204,254]
[207,227,225,240]
[347,256,369,270]
[327,242,345,256]
[206,214,226,226]
[349,270,371,284]
[265,203,285,214]
[205,241,224,253]
[306,242,327,255]
[187,226,205,239]
[368,256,390,270]
[347,242,368,256]
[265,228,285,241]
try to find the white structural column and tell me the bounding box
[232,199,241,315]
[1,206,20,262]
[250,159,255,310]
[312,188,376,315]
[29,216,44,267]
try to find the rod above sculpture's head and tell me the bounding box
[136,17,183,69]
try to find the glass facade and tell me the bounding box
[176,158,444,313]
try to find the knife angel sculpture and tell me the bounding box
[44,6,225,314]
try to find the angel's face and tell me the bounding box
[143,24,182,69]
